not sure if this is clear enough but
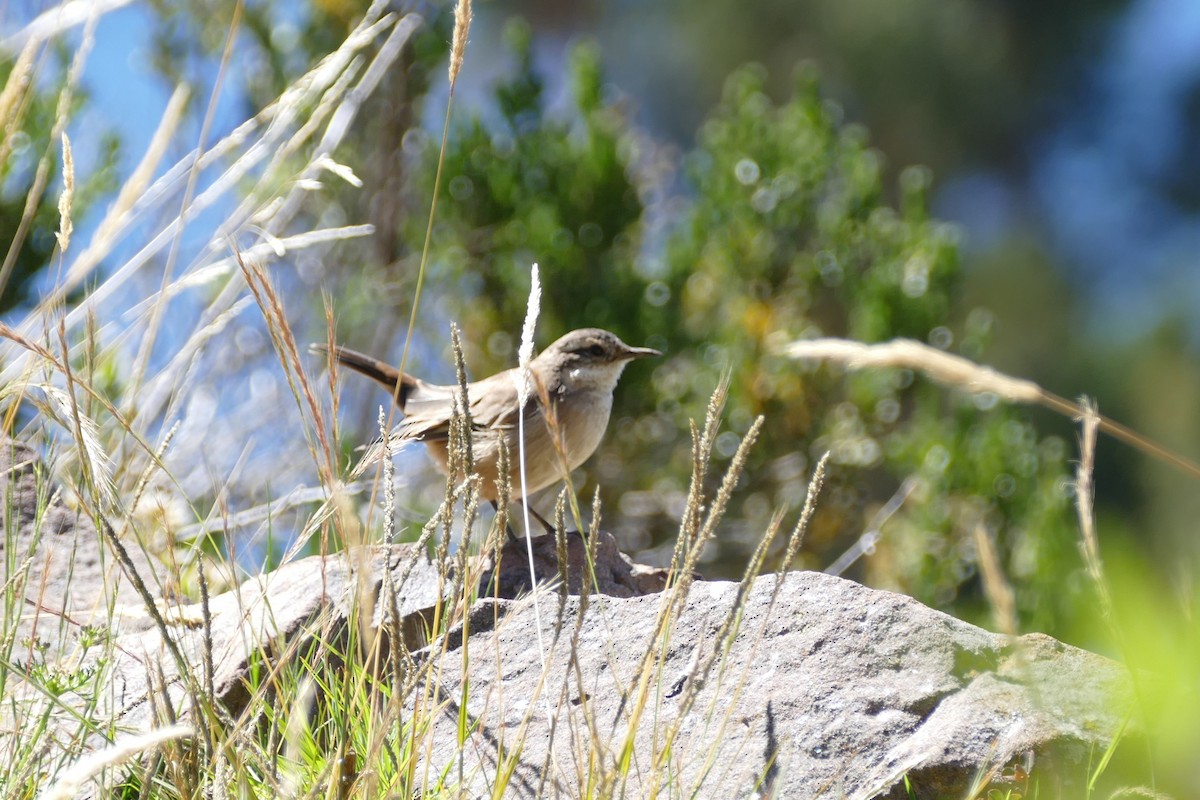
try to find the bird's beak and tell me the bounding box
[623,345,662,360]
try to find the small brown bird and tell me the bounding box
[320,328,659,520]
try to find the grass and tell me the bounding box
[0,1,1197,798]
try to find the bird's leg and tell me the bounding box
[489,499,557,539]
[489,500,521,544]
[519,500,558,536]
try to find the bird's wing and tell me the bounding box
[465,369,542,433]
[394,374,521,443]
[395,381,458,439]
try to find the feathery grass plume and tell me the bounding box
[679,415,765,593]
[555,488,569,606]
[41,725,195,800]
[379,405,395,544]
[584,484,603,599]
[0,554,35,599]
[448,0,473,90]
[0,324,147,478]
[514,263,541,532]
[40,382,115,506]
[781,336,1200,482]
[55,132,74,253]
[782,337,1043,400]
[450,323,475,476]
[515,262,541,404]
[53,319,115,507]
[780,451,829,572]
[322,295,341,437]
[237,253,335,486]
[82,307,98,416]
[487,439,511,558]
[671,374,729,575]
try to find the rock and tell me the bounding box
[409,572,1131,799]
[72,544,445,733]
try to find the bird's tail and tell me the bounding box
[310,343,416,408]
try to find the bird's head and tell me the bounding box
[536,328,661,393]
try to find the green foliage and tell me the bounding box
[655,64,1078,630]
[397,40,1080,633]
[400,20,645,359]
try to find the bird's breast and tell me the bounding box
[552,389,614,471]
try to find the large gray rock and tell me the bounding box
[410,573,1130,799]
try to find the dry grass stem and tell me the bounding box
[394,5,459,482]
[4,6,407,371]
[972,523,1018,639]
[238,254,334,486]
[0,38,37,156]
[782,336,1200,482]
[130,0,243,399]
[1075,400,1113,618]
[3,0,134,51]
[179,482,364,544]
[504,266,552,698]
[0,11,96,298]
[614,407,767,778]
[0,8,464,796]
[825,475,917,576]
[60,84,190,297]
[782,337,1043,402]
[666,507,784,734]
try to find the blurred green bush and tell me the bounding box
[380,21,1081,636]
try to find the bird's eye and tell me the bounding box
[586,344,605,357]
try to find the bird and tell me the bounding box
[318,328,660,530]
